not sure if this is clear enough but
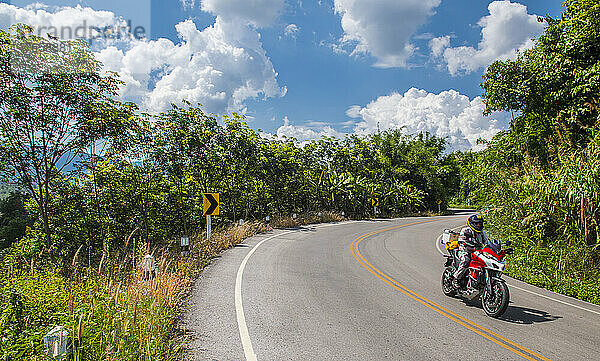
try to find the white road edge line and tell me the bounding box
[236,230,295,361]
[235,217,462,357]
[509,284,600,315]
[235,221,363,360]
[434,225,600,316]
[235,221,364,360]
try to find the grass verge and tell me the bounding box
[0,212,342,360]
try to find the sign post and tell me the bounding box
[437,199,442,213]
[203,193,220,240]
[206,215,212,240]
[371,197,379,216]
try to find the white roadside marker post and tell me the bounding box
[181,235,189,256]
[141,254,156,280]
[43,326,70,360]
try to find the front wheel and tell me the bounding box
[482,279,509,318]
[441,266,456,297]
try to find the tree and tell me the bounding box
[0,25,136,251]
[482,0,600,163]
[459,0,600,302]
[0,191,31,250]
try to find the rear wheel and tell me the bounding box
[441,266,456,296]
[482,279,509,318]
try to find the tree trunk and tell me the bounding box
[38,188,52,249]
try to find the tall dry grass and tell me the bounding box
[2,213,345,360]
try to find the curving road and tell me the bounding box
[181,213,600,360]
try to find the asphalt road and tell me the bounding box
[180,213,600,360]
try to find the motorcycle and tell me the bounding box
[440,229,513,318]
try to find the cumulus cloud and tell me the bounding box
[0,3,285,115]
[97,18,285,114]
[429,35,450,58]
[276,87,509,151]
[436,0,544,75]
[276,87,508,151]
[276,116,345,142]
[0,3,129,42]
[350,88,509,151]
[201,0,284,27]
[333,0,441,68]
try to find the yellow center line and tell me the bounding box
[350,220,551,361]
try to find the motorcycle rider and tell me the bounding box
[453,214,487,289]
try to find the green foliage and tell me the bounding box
[0,191,31,250]
[0,21,464,361]
[0,24,138,251]
[483,0,600,158]
[44,115,454,268]
[0,216,323,361]
[0,266,182,361]
[463,0,600,303]
[304,130,458,214]
[480,131,600,304]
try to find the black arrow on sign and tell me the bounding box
[205,193,218,215]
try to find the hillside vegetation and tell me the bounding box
[456,0,600,303]
[0,1,599,359]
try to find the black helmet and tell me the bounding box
[468,214,484,233]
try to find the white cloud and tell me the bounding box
[350,88,509,151]
[345,105,362,118]
[439,0,544,76]
[97,17,285,114]
[429,35,450,58]
[0,3,285,115]
[276,116,345,142]
[180,1,197,10]
[333,0,441,68]
[276,88,508,151]
[0,3,127,41]
[201,0,284,27]
[284,23,299,38]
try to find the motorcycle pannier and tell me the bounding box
[441,229,459,250]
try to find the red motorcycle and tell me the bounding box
[440,230,513,318]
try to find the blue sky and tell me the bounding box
[241,1,562,127]
[0,0,564,150]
